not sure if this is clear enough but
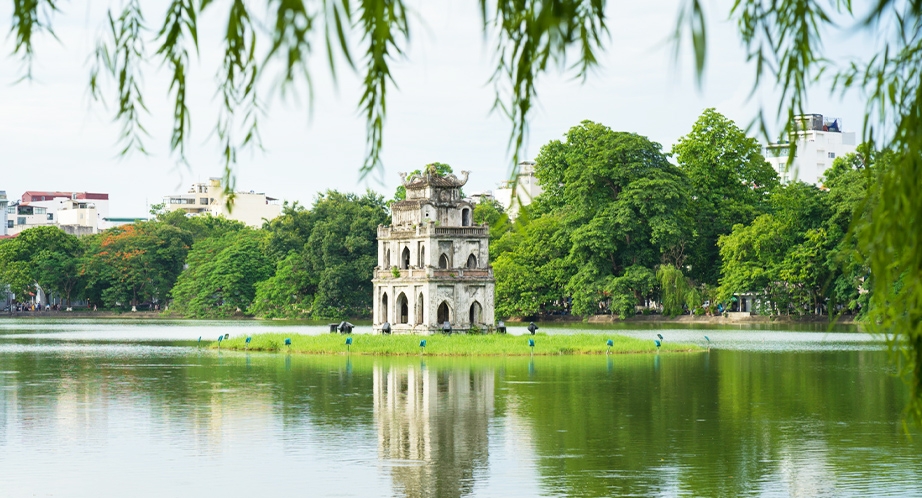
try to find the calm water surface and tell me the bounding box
[1,320,919,497]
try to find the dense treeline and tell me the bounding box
[493,110,872,319]
[0,110,873,320]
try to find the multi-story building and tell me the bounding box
[0,190,8,236]
[764,114,858,185]
[373,168,495,334]
[163,178,282,227]
[494,161,543,219]
[6,191,109,236]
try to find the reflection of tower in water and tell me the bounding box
[373,363,494,498]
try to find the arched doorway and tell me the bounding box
[439,254,449,269]
[396,293,409,324]
[416,293,424,324]
[381,293,388,322]
[401,247,410,269]
[437,301,450,325]
[419,246,426,267]
[461,208,471,226]
[466,253,477,268]
[469,301,482,324]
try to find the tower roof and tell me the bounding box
[400,169,469,189]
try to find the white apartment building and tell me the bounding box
[164,178,282,227]
[764,114,857,185]
[494,161,543,219]
[6,191,109,236]
[0,190,8,236]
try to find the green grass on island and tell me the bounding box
[211,333,699,356]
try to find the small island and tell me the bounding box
[212,333,699,356]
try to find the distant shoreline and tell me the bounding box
[1,310,861,326]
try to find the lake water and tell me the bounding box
[1,319,920,497]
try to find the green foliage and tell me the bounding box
[672,108,779,284]
[170,229,274,318]
[252,190,388,320]
[657,264,695,317]
[82,221,192,308]
[535,121,692,317]
[0,226,83,303]
[392,162,455,202]
[473,197,510,246]
[493,213,571,318]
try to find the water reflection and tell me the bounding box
[374,363,494,497]
[0,321,921,497]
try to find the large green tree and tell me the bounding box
[82,222,192,308]
[169,228,275,318]
[0,226,83,305]
[672,108,779,285]
[252,190,388,319]
[535,121,692,317]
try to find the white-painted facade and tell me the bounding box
[764,114,857,185]
[373,169,496,334]
[6,191,110,236]
[494,161,543,219]
[163,178,282,227]
[0,191,8,236]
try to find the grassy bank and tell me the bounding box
[212,333,698,356]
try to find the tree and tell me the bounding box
[473,197,510,246]
[253,190,388,319]
[8,2,607,193]
[391,163,458,203]
[82,222,192,308]
[0,226,83,304]
[672,108,779,285]
[493,212,572,318]
[170,229,274,318]
[534,121,692,316]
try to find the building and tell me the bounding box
[0,190,8,236]
[764,114,857,185]
[6,191,109,236]
[494,161,542,219]
[373,168,495,334]
[163,178,281,227]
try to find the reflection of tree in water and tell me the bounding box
[374,363,493,498]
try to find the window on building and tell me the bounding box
[47,213,54,221]
[17,217,26,225]
[6,220,12,229]
[200,198,209,205]
[828,152,836,159]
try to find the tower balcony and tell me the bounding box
[378,224,488,240]
[374,266,493,280]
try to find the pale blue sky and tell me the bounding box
[0,1,869,217]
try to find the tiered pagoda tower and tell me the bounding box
[372,168,495,334]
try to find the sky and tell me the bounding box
[0,0,871,217]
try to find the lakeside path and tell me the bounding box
[212,333,699,356]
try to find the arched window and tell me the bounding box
[469,301,482,324]
[437,301,450,324]
[381,293,388,323]
[461,208,472,226]
[419,246,426,268]
[466,253,477,269]
[385,248,391,267]
[401,247,410,270]
[397,293,409,324]
[439,253,449,269]
[416,293,424,324]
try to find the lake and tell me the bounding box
[1,319,920,497]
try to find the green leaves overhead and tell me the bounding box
[12,1,608,195]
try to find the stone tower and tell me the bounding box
[373,168,495,334]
